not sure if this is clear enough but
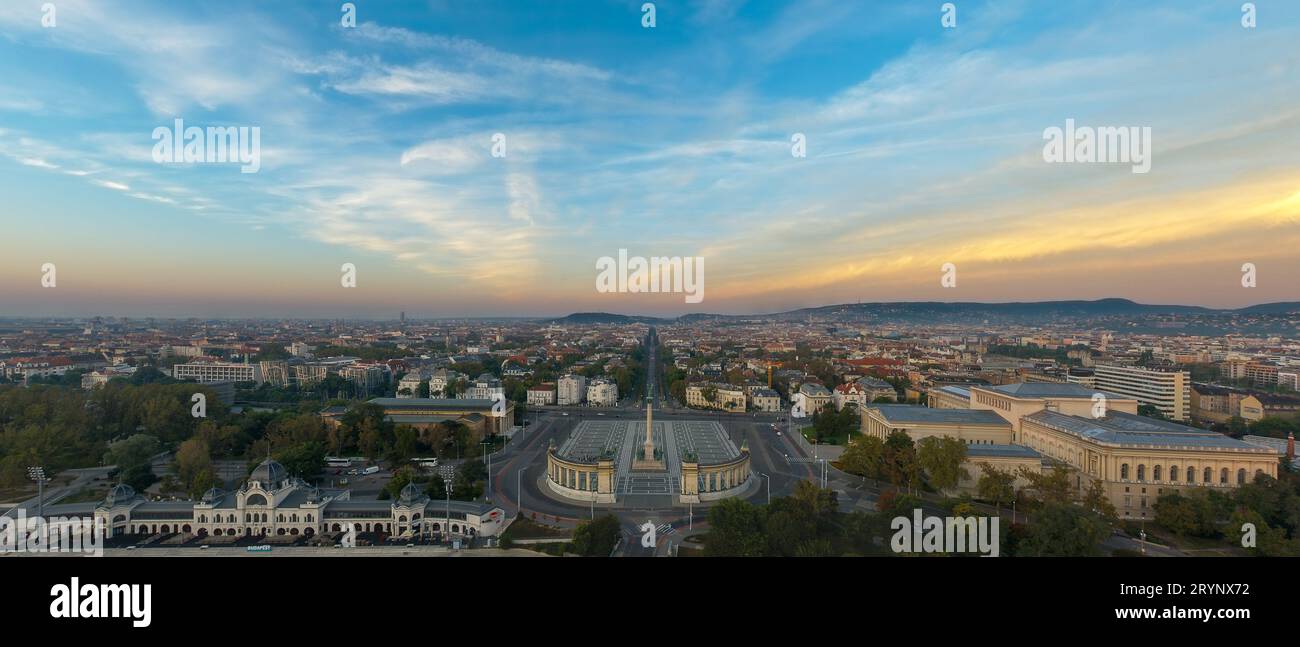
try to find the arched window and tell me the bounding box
[1120,464,1130,480]
[1220,468,1229,484]
[1187,466,1195,482]
[1137,465,1146,482]
[1169,466,1178,482]
[1237,469,1246,485]
[245,494,268,506]
[1204,467,1212,483]
[1153,465,1162,481]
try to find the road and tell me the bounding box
[481,327,834,556]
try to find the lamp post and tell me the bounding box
[445,479,453,546]
[516,469,524,519]
[27,466,47,521]
[481,441,492,498]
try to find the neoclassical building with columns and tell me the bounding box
[68,458,506,542]
[1018,409,1277,519]
[883,382,1285,518]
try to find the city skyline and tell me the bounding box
[3,0,1300,318]
[3,295,1300,323]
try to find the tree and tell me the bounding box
[1017,465,1075,507]
[764,481,839,556]
[174,437,217,498]
[705,497,767,556]
[882,431,920,492]
[917,436,968,491]
[976,466,1017,512]
[104,434,160,471]
[275,441,326,479]
[571,514,621,556]
[1014,503,1109,556]
[1153,489,1232,538]
[839,435,885,479]
[1082,478,1118,522]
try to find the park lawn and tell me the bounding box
[501,516,569,540]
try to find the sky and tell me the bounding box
[1,0,1298,319]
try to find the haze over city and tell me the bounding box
[2,0,1299,318]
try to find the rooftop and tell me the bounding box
[979,382,1130,400]
[869,405,1010,427]
[1027,410,1274,452]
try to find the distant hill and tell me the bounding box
[558,299,1300,326]
[547,312,671,325]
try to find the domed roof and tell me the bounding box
[103,483,136,507]
[201,487,224,503]
[249,458,287,486]
[398,482,424,505]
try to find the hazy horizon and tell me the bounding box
[2,296,1298,322]
[3,0,1300,318]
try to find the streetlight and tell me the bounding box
[481,441,492,497]
[444,479,453,546]
[27,466,47,521]
[759,472,771,505]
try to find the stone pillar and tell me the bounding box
[680,460,699,503]
[644,400,655,459]
[597,458,615,495]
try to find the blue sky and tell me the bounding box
[2,0,1299,318]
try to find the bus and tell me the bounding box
[326,457,351,468]
[413,458,439,470]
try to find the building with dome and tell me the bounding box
[64,458,507,543]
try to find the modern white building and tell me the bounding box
[1094,364,1190,421]
[586,378,618,407]
[174,361,263,385]
[558,374,588,406]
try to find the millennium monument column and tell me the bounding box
[632,395,665,471]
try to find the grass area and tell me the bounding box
[60,485,112,504]
[802,428,859,447]
[0,485,37,503]
[1120,522,1242,553]
[501,516,569,541]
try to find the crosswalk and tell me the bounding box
[615,475,679,495]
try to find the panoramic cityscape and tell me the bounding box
[3,302,1300,559]
[1,0,1298,631]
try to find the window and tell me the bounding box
[1153,465,1162,481]
[1170,466,1178,482]
[1204,467,1212,483]
[1220,468,1229,485]
[1137,465,1146,482]
[1237,469,1246,485]
[1187,467,1195,483]
[1120,464,1130,480]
